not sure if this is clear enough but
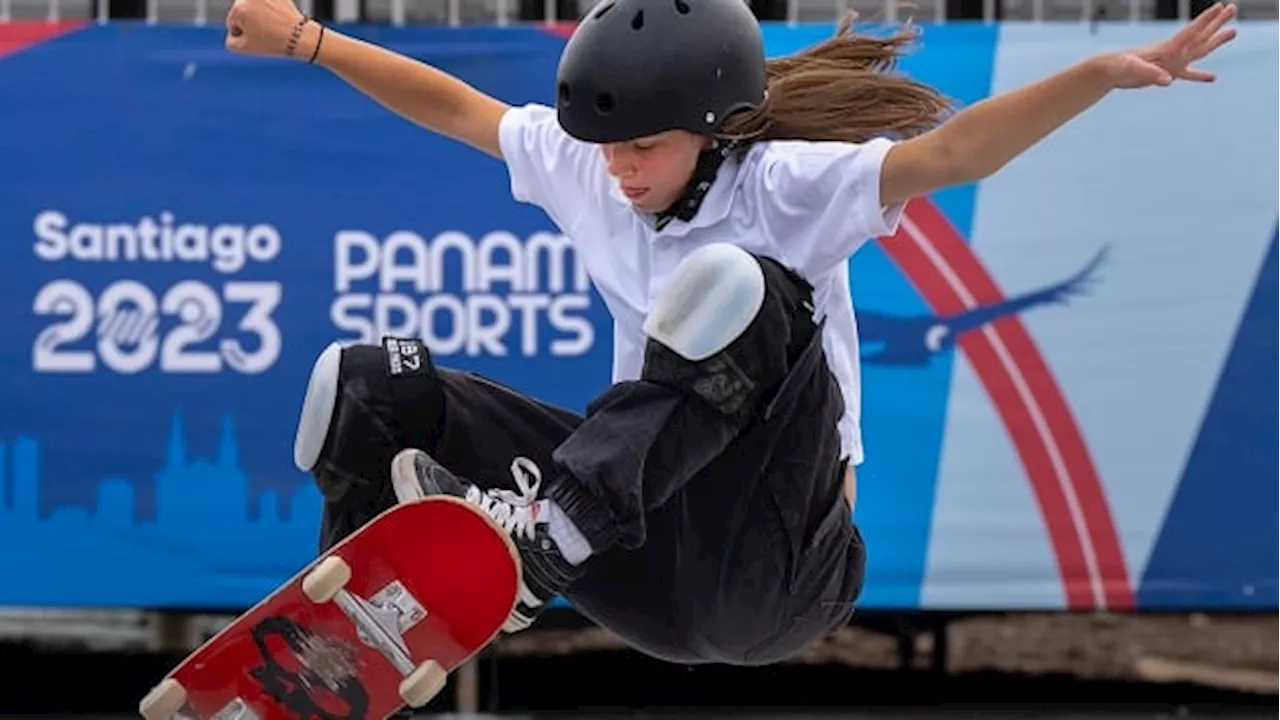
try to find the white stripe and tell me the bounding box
[901,216,1107,609]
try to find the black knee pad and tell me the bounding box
[294,337,444,504]
[639,246,816,418]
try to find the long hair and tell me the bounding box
[719,13,955,145]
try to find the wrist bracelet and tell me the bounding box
[284,16,307,58]
[308,23,325,64]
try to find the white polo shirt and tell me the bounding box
[498,103,904,465]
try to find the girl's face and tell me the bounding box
[600,130,707,213]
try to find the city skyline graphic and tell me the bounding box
[0,415,325,608]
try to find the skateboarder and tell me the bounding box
[225,0,1236,665]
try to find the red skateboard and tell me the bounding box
[138,496,520,720]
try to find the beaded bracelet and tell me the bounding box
[284,16,307,58]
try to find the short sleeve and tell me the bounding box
[498,103,606,232]
[754,138,904,276]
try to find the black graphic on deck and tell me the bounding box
[249,615,371,720]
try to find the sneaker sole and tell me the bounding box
[390,448,428,503]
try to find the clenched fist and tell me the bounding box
[225,0,321,60]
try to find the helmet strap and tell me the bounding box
[654,138,739,231]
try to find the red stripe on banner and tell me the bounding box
[0,20,85,60]
[906,201,1134,610]
[537,21,578,39]
[879,213,1095,609]
[875,198,1136,607]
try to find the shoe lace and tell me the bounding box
[465,457,542,542]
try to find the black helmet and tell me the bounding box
[555,0,767,143]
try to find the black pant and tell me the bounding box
[312,256,866,665]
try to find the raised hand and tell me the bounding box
[1098,2,1238,89]
[225,0,315,59]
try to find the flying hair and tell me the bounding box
[719,12,956,145]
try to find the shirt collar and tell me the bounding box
[609,151,745,240]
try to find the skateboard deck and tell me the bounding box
[139,495,520,720]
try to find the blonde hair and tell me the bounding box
[720,14,955,145]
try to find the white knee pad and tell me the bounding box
[294,342,343,472]
[642,243,765,361]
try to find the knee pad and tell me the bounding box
[294,342,343,472]
[642,243,765,361]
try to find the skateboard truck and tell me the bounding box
[210,698,259,720]
[139,555,447,720]
[303,556,445,707]
[333,577,425,676]
[139,685,266,720]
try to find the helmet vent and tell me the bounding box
[591,1,614,19]
[595,93,615,114]
[630,9,644,29]
[673,0,689,13]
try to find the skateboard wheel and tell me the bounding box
[302,556,352,603]
[399,659,447,707]
[138,678,187,720]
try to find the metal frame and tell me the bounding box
[0,0,1232,26]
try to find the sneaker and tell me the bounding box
[390,448,580,633]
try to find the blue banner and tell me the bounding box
[0,20,1275,611]
[1,23,617,608]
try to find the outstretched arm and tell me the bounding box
[224,0,509,158]
[879,2,1237,206]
